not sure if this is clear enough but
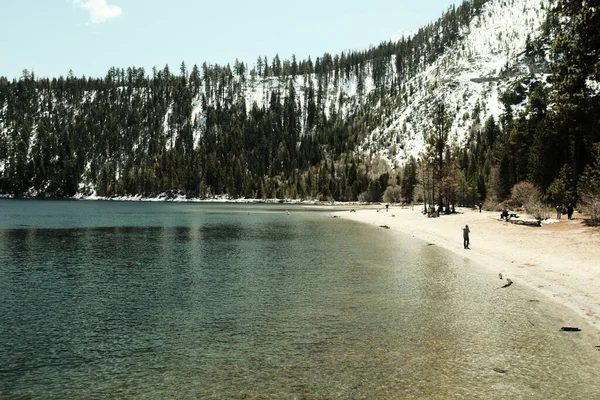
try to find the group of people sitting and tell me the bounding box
[424,204,456,217]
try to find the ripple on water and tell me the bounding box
[1,201,600,399]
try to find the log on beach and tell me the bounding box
[560,327,581,332]
[500,278,513,288]
[507,218,541,227]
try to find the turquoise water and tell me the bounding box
[1,200,600,399]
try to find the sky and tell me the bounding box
[0,0,462,80]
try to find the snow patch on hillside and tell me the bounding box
[191,99,204,148]
[372,0,551,164]
[164,106,174,151]
[193,0,552,167]
[587,79,600,96]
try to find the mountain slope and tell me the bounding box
[364,0,552,164]
[222,0,552,165]
[0,0,577,202]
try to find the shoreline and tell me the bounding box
[333,206,600,332]
[0,193,362,206]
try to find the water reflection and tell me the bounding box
[1,205,600,399]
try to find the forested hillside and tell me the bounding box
[0,0,599,215]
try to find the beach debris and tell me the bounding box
[540,218,559,225]
[500,278,513,288]
[493,367,507,374]
[560,327,581,332]
[425,243,435,246]
[379,225,390,229]
[350,209,356,212]
[391,214,395,217]
[595,346,600,350]
[508,218,542,227]
[498,273,503,280]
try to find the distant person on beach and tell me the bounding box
[463,225,470,249]
[386,204,389,212]
[556,205,562,219]
[567,203,574,220]
[478,202,483,213]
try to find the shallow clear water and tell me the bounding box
[1,200,599,399]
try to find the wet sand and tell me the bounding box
[333,205,600,331]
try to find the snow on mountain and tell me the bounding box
[237,71,375,132]
[213,0,552,167]
[0,0,554,188]
[369,0,552,164]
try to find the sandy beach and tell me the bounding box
[333,205,600,331]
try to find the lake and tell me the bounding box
[1,200,599,399]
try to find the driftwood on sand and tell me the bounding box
[500,278,513,288]
[560,327,581,332]
[499,211,541,226]
[499,216,541,227]
[509,218,541,227]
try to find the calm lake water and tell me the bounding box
[1,200,599,399]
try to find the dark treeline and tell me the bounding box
[465,0,599,207]
[0,63,379,200]
[414,0,600,221]
[0,0,484,200]
[1,0,599,218]
[0,63,382,200]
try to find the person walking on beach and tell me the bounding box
[556,204,562,219]
[478,202,483,213]
[567,203,574,220]
[463,225,470,249]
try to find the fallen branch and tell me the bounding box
[560,327,581,332]
[500,278,513,288]
[509,218,541,227]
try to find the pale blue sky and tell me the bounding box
[0,0,461,80]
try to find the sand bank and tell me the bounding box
[333,206,600,330]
